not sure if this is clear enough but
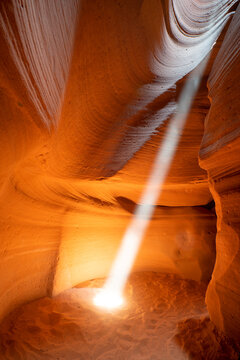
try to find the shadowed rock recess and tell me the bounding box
[0,1,239,359]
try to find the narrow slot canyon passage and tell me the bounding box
[0,1,240,359]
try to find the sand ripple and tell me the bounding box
[0,272,239,359]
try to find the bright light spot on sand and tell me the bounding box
[93,289,124,310]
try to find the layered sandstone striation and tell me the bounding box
[0,0,239,349]
[199,4,240,342]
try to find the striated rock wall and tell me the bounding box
[0,0,80,322]
[0,0,238,334]
[50,0,234,180]
[199,4,240,342]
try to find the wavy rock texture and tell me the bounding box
[199,3,240,343]
[0,0,239,350]
[0,0,80,322]
[0,0,79,128]
[50,0,234,180]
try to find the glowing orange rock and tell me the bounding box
[200,4,240,342]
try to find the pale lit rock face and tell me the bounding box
[199,4,240,342]
[0,0,239,346]
[0,0,79,129]
[52,204,216,296]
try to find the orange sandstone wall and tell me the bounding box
[0,0,238,326]
[200,4,240,342]
[52,204,216,296]
[0,0,80,322]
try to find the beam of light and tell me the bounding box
[93,54,210,310]
[93,289,124,310]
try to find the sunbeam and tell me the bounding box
[94,55,210,310]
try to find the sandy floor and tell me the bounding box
[0,272,239,360]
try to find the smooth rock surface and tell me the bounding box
[199,4,240,342]
[0,0,239,348]
[52,204,216,296]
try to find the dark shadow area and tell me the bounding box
[202,200,215,211]
[115,196,136,214]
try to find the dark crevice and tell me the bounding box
[202,200,215,211]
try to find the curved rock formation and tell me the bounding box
[50,0,234,179]
[199,3,240,342]
[0,0,239,347]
